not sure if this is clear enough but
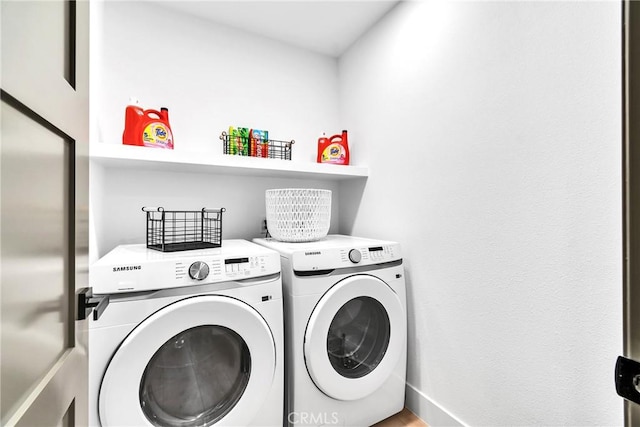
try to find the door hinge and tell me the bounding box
[615,355,640,405]
[77,287,110,321]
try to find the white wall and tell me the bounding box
[91,1,343,258]
[97,1,340,163]
[339,1,623,426]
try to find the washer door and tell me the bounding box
[304,275,405,401]
[99,295,276,427]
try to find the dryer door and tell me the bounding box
[99,295,276,426]
[304,274,405,401]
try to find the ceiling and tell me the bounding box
[155,1,400,57]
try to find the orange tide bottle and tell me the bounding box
[140,107,173,149]
[122,98,174,149]
[318,130,349,165]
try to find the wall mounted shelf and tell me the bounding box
[90,143,369,181]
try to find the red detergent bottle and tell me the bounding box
[317,130,349,165]
[123,100,174,149]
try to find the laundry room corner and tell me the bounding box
[74,0,626,426]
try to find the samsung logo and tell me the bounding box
[113,265,141,272]
[305,251,321,256]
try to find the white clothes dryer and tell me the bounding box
[253,235,407,427]
[88,240,283,427]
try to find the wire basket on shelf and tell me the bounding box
[220,131,294,160]
[142,207,226,252]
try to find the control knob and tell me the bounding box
[189,261,210,280]
[348,249,362,264]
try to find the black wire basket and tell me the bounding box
[220,131,294,160]
[142,207,226,252]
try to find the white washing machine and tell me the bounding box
[88,240,283,427]
[253,235,407,427]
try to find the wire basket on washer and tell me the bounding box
[265,189,331,242]
[142,207,226,252]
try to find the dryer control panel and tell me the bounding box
[339,245,397,265]
[292,242,401,272]
[252,235,402,273]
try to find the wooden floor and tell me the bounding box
[372,408,428,427]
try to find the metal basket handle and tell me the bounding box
[142,207,165,212]
[202,208,226,213]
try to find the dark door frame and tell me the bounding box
[623,0,640,424]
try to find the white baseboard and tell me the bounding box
[405,383,467,427]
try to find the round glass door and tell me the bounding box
[140,325,251,427]
[99,296,276,427]
[327,297,390,379]
[304,275,406,401]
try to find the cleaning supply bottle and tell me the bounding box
[317,132,329,163]
[141,107,173,149]
[229,126,237,155]
[250,129,269,157]
[122,98,143,146]
[249,129,256,157]
[260,130,269,158]
[123,99,174,149]
[318,130,349,165]
[238,127,249,156]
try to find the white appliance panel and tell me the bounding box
[254,235,401,271]
[91,240,280,293]
[89,239,284,427]
[253,234,407,427]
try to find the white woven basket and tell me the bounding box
[265,189,332,242]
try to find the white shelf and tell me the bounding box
[90,143,369,180]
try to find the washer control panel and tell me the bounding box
[189,261,210,280]
[365,245,395,262]
[91,240,281,294]
[223,257,266,278]
[348,249,362,263]
[176,256,272,282]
